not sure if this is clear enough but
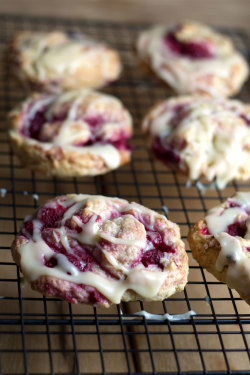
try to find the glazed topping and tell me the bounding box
[143,96,250,188]
[18,195,179,304]
[17,31,119,81]
[136,22,248,95]
[205,192,250,295]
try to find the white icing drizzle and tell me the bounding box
[32,194,39,201]
[19,239,167,304]
[205,295,211,306]
[14,135,121,170]
[72,214,100,245]
[131,309,196,321]
[28,97,55,119]
[0,188,7,198]
[101,250,129,274]
[205,192,250,296]
[162,205,169,216]
[17,195,170,304]
[230,191,250,207]
[100,232,146,248]
[38,42,90,76]
[206,207,247,236]
[205,191,250,235]
[196,181,216,194]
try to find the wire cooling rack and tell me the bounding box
[0,14,249,375]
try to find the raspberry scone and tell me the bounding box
[9,89,133,177]
[10,31,122,92]
[11,194,188,307]
[136,21,248,97]
[142,95,250,189]
[188,191,250,305]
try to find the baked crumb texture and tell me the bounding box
[12,194,188,307]
[188,191,250,305]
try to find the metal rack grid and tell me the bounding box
[0,14,249,375]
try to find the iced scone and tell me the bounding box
[9,89,133,177]
[10,31,122,92]
[12,194,188,307]
[142,95,250,189]
[136,21,248,96]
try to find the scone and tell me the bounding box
[136,21,249,97]
[142,95,250,189]
[9,31,122,92]
[12,194,188,307]
[188,191,250,305]
[9,89,133,177]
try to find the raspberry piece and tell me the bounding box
[66,253,91,272]
[38,204,66,227]
[228,200,241,208]
[200,226,211,235]
[227,222,247,237]
[146,231,162,247]
[21,221,33,236]
[44,256,58,268]
[158,242,176,253]
[141,249,163,269]
[142,231,175,268]
[111,138,133,151]
[169,105,189,128]
[84,115,104,128]
[153,137,181,165]
[42,230,66,254]
[240,114,250,127]
[88,289,104,304]
[164,33,214,59]
[28,110,46,139]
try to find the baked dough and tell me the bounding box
[9,89,133,177]
[136,21,249,97]
[10,31,122,92]
[12,194,188,307]
[142,95,250,189]
[188,191,250,305]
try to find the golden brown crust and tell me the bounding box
[188,219,250,305]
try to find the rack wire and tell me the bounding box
[0,14,249,375]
